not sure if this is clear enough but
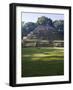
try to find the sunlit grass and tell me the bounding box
[22,47,64,61]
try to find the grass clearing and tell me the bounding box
[22,47,64,77]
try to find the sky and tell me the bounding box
[22,12,64,23]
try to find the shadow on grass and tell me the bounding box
[22,59,64,77]
[22,47,63,55]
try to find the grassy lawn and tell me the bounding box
[22,47,64,77]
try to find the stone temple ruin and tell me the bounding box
[22,25,64,47]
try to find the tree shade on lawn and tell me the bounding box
[22,47,64,77]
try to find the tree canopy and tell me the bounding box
[37,16,53,26]
[22,16,64,40]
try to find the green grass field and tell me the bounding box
[22,47,64,77]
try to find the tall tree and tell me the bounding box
[37,16,53,26]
